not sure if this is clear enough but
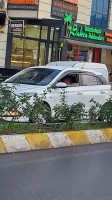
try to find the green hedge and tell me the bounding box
[0,83,112,130]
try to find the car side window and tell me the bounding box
[81,74,102,86]
[60,74,80,87]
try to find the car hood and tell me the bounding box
[3,83,47,96]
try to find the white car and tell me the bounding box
[4,65,112,122]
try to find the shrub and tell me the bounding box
[53,92,85,128]
[88,98,102,124]
[99,97,112,123]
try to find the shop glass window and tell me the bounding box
[41,26,48,40]
[52,43,58,61]
[54,28,60,41]
[11,38,39,69]
[79,46,89,62]
[11,38,24,69]
[25,25,40,39]
[39,42,46,66]
[24,39,39,67]
[67,44,78,61]
[50,27,54,41]
[48,44,52,63]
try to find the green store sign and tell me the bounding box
[64,14,104,42]
[69,24,104,41]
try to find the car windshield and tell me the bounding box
[5,68,61,86]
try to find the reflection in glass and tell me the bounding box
[95,13,102,28]
[103,0,109,15]
[50,27,54,41]
[11,38,24,69]
[79,46,90,62]
[90,0,109,28]
[67,44,78,61]
[54,28,59,41]
[41,26,48,40]
[48,44,52,63]
[11,38,39,69]
[25,25,40,39]
[90,12,96,27]
[39,42,45,66]
[24,40,38,67]
[52,43,58,61]
[96,0,103,14]
[102,15,108,28]
[91,0,97,12]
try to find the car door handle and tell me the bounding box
[100,91,105,94]
[77,92,82,95]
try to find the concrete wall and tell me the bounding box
[108,0,112,29]
[38,0,92,24]
[101,49,112,73]
[105,49,112,73]
[8,10,37,18]
[38,0,52,19]
[0,19,8,68]
[77,0,92,25]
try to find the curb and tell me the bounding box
[0,128,112,154]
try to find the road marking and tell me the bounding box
[47,132,72,148]
[66,131,90,146]
[1,135,31,153]
[85,130,106,144]
[25,133,52,150]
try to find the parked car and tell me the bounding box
[3,64,112,122]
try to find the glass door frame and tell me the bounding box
[5,18,63,69]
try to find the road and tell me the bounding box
[0,143,112,200]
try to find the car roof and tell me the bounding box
[31,65,103,76]
[46,61,78,67]
[46,61,106,68]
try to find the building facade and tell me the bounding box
[0,0,112,78]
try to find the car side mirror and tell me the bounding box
[55,82,67,88]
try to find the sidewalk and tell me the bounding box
[0,128,112,154]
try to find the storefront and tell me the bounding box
[60,20,112,75]
[5,18,63,70]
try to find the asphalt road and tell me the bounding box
[1,143,112,200]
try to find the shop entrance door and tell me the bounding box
[67,43,93,62]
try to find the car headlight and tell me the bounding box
[6,111,21,117]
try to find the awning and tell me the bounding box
[66,38,112,50]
